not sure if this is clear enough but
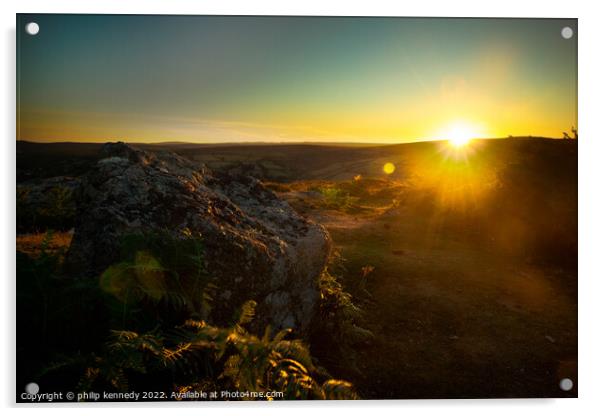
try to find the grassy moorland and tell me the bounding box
[270,172,577,398]
[16,137,577,399]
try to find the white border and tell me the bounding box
[3,1,602,415]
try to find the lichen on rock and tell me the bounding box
[66,142,331,334]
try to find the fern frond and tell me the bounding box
[321,379,359,400]
[237,300,257,326]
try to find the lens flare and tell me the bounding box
[383,162,396,174]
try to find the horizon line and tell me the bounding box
[16,136,564,146]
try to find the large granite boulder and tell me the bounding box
[66,142,331,333]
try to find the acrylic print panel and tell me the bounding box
[16,14,577,402]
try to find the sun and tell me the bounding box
[449,134,471,148]
[443,122,481,148]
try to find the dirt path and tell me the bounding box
[312,206,577,398]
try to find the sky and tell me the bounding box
[17,15,577,143]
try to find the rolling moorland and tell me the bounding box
[16,137,577,399]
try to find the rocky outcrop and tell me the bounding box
[66,142,331,333]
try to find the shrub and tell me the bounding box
[311,257,374,376]
[17,185,77,232]
[41,301,358,400]
[17,231,109,391]
[313,185,358,211]
[20,230,359,400]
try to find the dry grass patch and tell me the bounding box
[16,231,73,258]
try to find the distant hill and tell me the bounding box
[17,137,576,182]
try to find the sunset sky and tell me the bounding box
[17,15,577,143]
